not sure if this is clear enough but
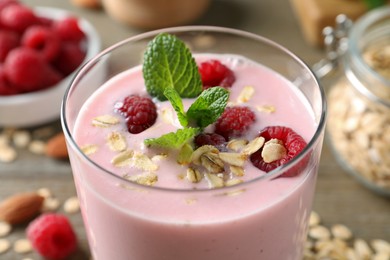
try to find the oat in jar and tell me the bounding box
[325,7,390,196]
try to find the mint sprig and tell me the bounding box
[144,127,200,149]
[145,87,229,149]
[142,33,230,150]
[143,33,202,101]
[362,0,386,9]
[187,87,229,128]
[163,87,188,127]
[164,86,229,129]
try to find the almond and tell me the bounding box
[45,132,68,159]
[71,0,102,9]
[0,192,44,225]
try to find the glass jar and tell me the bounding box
[325,7,390,196]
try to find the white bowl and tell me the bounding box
[0,7,101,128]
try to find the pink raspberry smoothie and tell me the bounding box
[69,53,320,260]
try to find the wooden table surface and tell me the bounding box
[1,0,389,259]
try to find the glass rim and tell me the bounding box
[61,25,326,193]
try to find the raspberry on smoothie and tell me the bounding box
[198,59,236,89]
[214,106,256,140]
[116,95,158,134]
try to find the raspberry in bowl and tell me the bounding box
[0,3,100,127]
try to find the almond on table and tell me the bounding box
[0,192,44,225]
[45,132,69,159]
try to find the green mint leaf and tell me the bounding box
[143,33,202,101]
[144,127,200,149]
[187,87,230,128]
[363,0,386,9]
[163,88,188,127]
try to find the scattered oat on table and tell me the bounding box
[304,211,390,260]
[0,222,11,238]
[13,238,32,254]
[309,225,331,240]
[12,130,31,148]
[0,126,66,163]
[309,211,321,227]
[0,239,10,254]
[331,224,353,240]
[36,188,52,199]
[371,239,390,254]
[41,197,60,212]
[0,145,17,163]
[28,140,46,155]
[63,196,80,214]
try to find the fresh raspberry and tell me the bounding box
[41,65,63,89]
[27,213,77,260]
[0,65,19,95]
[0,0,20,29]
[250,126,308,177]
[37,16,54,27]
[0,30,19,62]
[0,4,39,33]
[0,0,19,12]
[194,133,226,151]
[198,59,235,89]
[214,106,256,140]
[117,95,157,134]
[53,16,85,43]
[22,25,61,62]
[0,82,18,95]
[53,42,85,76]
[4,47,47,92]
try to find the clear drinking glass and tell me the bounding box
[61,26,326,260]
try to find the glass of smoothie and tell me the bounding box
[61,26,326,260]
